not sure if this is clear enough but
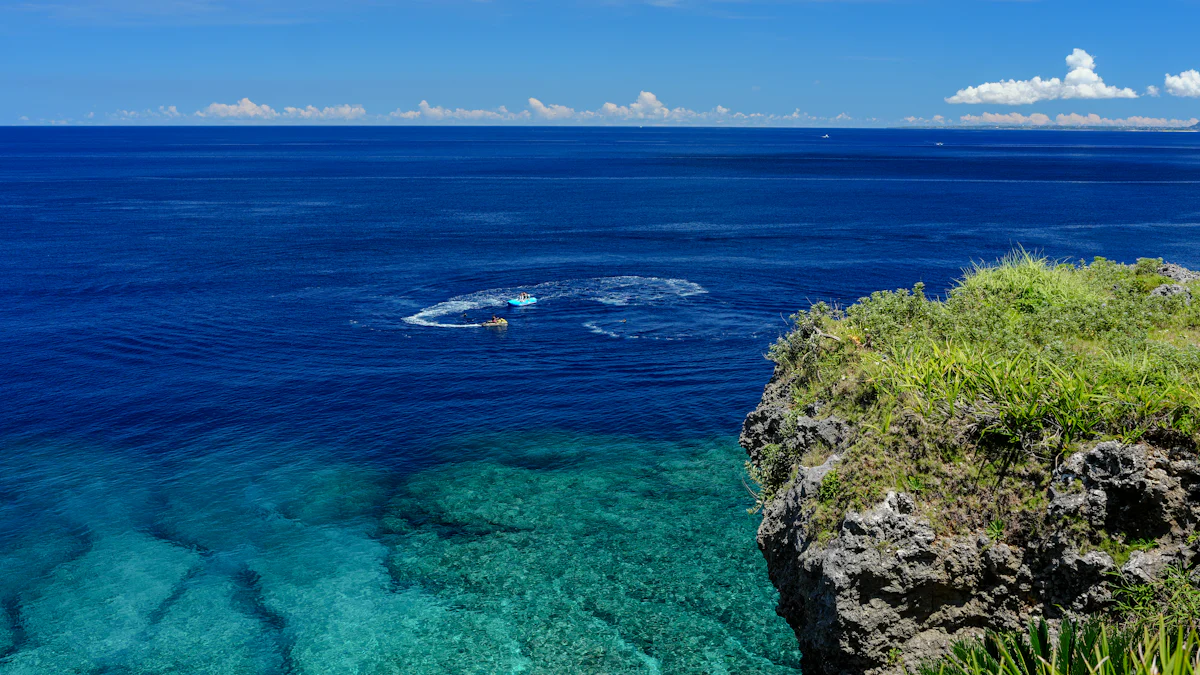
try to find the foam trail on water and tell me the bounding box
[403,276,706,328]
[583,321,621,339]
[404,300,505,329]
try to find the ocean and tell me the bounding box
[1,126,1199,673]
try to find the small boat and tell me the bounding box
[821,134,830,139]
[935,142,944,146]
[508,295,537,307]
[481,317,508,328]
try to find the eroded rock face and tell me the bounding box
[1053,441,1200,539]
[742,376,1200,675]
[739,370,850,469]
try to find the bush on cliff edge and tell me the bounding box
[752,251,1200,544]
[917,617,1200,675]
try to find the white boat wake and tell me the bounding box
[402,276,707,328]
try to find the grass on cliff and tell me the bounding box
[915,617,1200,675]
[753,251,1200,540]
[915,563,1200,675]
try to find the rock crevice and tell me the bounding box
[742,388,1200,675]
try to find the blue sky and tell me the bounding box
[2,0,1198,126]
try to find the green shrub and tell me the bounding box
[817,470,844,503]
[752,251,1200,541]
[1112,565,1200,629]
[915,561,1200,675]
[915,618,1200,675]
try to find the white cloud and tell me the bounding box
[86,112,95,119]
[1164,69,1200,98]
[517,92,859,127]
[958,111,1195,128]
[592,91,678,119]
[283,104,367,120]
[1064,48,1093,71]
[380,92,862,127]
[388,101,530,123]
[105,105,186,122]
[1054,113,1197,128]
[959,112,1053,126]
[902,115,946,125]
[1146,85,1160,97]
[196,98,278,119]
[947,49,1137,104]
[18,116,29,121]
[528,97,576,120]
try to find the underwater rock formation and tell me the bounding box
[0,435,802,674]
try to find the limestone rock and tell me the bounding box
[1158,263,1200,284]
[1150,283,1189,300]
[743,373,1200,675]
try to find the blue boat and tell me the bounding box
[508,295,537,307]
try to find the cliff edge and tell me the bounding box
[741,255,1200,674]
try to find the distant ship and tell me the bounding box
[821,134,830,139]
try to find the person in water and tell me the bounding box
[518,292,529,300]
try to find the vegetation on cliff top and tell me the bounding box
[916,561,1200,675]
[752,251,1200,542]
[917,617,1200,675]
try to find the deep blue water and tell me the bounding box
[1,127,1199,673]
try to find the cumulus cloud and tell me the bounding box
[519,92,699,123]
[591,91,680,120]
[528,97,576,120]
[1054,113,1197,128]
[958,111,1196,129]
[959,112,1053,126]
[104,105,187,122]
[57,91,886,128]
[283,104,367,120]
[196,98,278,119]
[902,114,946,125]
[1164,69,1200,97]
[388,101,530,122]
[946,49,1137,104]
[517,91,858,127]
[1146,85,1160,97]
[388,93,765,125]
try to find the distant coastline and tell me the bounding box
[896,125,1198,132]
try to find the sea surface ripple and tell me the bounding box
[1,127,1199,673]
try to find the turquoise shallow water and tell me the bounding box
[0,434,798,674]
[5,127,1200,673]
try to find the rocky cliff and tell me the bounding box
[740,257,1200,675]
